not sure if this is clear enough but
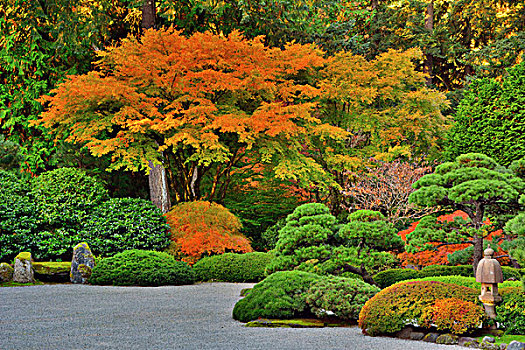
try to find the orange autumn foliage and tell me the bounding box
[165,201,252,264]
[35,27,346,202]
[397,211,506,267]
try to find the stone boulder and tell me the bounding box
[436,334,459,345]
[507,341,525,350]
[0,262,14,282]
[13,252,35,283]
[70,242,95,284]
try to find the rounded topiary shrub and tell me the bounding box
[233,271,379,323]
[358,281,479,336]
[232,271,323,322]
[31,167,108,229]
[305,277,380,320]
[82,198,171,257]
[165,201,252,263]
[89,250,195,286]
[193,252,273,282]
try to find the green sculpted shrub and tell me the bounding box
[496,290,525,335]
[232,271,379,323]
[193,252,273,282]
[232,271,322,322]
[31,167,109,229]
[358,281,479,336]
[267,204,402,284]
[89,250,195,286]
[82,198,170,257]
[305,277,380,320]
[373,269,420,289]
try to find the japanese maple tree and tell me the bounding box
[36,27,346,203]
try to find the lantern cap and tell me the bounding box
[484,244,495,258]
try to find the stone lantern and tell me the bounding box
[475,245,503,319]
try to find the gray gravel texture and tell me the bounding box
[0,283,464,350]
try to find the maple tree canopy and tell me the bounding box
[35,27,348,201]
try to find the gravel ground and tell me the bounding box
[0,283,464,350]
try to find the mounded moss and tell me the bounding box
[33,262,71,274]
[15,252,32,261]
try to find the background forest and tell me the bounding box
[1,0,524,269]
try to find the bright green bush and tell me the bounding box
[232,270,379,323]
[305,277,380,320]
[31,167,109,229]
[232,271,322,322]
[0,172,39,261]
[358,281,479,336]
[81,198,170,257]
[373,269,420,289]
[496,290,525,335]
[193,252,273,282]
[89,250,195,286]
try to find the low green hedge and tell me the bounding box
[89,250,195,286]
[402,275,522,290]
[373,268,420,289]
[193,252,273,282]
[374,265,523,288]
[232,271,379,322]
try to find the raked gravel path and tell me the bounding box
[0,283,464,350]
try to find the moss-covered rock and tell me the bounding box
[70,242,95,284]
[13,252,34,283]
[33,262,71,283]
[0,263,14,282]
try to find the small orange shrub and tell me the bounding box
[358,280,479,336]
[421,298,485,334]
[165,201,252,263]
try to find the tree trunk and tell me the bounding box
[141,1,170,213]
[141,0,156,30]
[148,160,171,213]
[424,0,434,86]
[472,234,483,275]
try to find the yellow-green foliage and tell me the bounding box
[358,281,479,336]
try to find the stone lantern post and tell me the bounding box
[475,245,503,319]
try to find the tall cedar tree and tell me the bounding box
[35,28,347,203]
